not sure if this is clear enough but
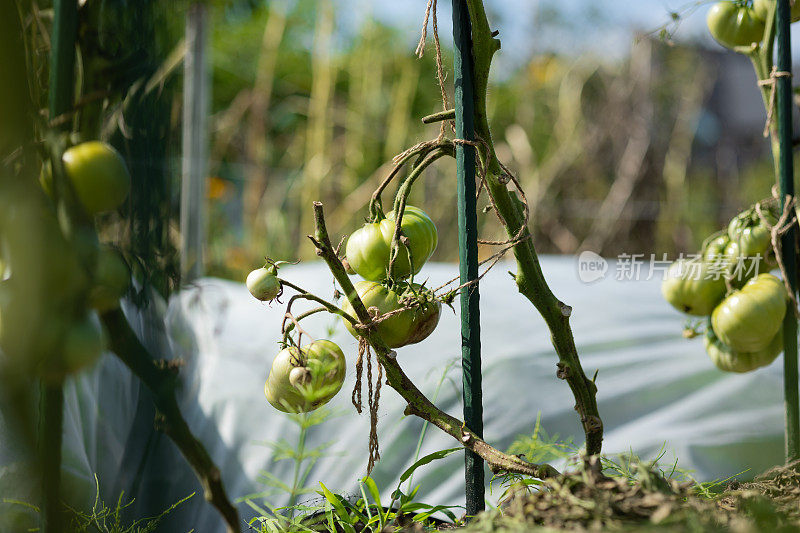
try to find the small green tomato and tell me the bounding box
[246,267,281,301]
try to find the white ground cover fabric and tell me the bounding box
[0,258,790,531]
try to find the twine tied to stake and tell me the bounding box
[755,191,800,317]
[758,67,793,138]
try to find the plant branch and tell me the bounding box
[388,145,453,279]
[368,139,452,221]
[308,201,559,479]
[100,310,241,533]
[464,0,603,454]
[278,278,358,325]
[422,109,455,124]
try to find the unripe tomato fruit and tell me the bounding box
[340,280,441,348]
[62,141,131,215]
[711,273,787,352]
[704,320,782,373]
[661,259,727,316]
[246,267,281,301]
[707,2,765,49]
[62,312,107,374]
[264,340,346,413]
[345,206,437,281]
[90,246,130,312]
[703,234,730,263]
[753,0,800,22]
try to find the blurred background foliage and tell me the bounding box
[11,0,786,284]
[204,0,784,279]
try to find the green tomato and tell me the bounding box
[62,141,131,215]
[264,339,346,413]
[753,0,800,22]
[661,259,727,316]
[703,234,730,263]
[90,246,130,312]
[246,267,281,301]
[711,273,787,352]
[345,205,438,281]
[707,2,765,49]
[704,320,782,373]
[727,209,774,258]
[62,312,107,374]
[37,312,107,383]
[340,280,441,348]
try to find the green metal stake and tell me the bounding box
[452,0,485,516]
[43,0,78,530]
[776,0,800,463]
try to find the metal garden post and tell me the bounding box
[776,0,800,463]
[44,1,78,529]
[452,0,485,516]
[181,1,210,282]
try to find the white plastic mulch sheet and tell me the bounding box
[0,258,790,532]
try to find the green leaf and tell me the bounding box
[362,476,385,524]
[318,482,356,531]
[399,448,461,484]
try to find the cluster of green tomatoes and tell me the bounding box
[1,141,132,381]
[246,205,441,413]
[706,0,800,50]
[662,203,789,372]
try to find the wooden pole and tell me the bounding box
[181,2,210,282]
[44,0,78,530]
[452,0,485,516]
[776,0,800,463]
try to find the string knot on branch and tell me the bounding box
[758,67,793,138]
[755,193,800,317]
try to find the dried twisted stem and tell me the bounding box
[308,201,560,479]
[100,310,241,533]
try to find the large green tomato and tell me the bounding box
[246,267,281,301]
[264,340,346,413]
[707,2,765,49]
[90,246,130,312]
[661,259,727,316]
[62,141,131,215]
[727,210,774,258]
[340,280,441,348]
[703,234,730,263]
[345,206,437,281]
[711,273,787,352]
[704,320,782,373]
[753,0,800,22]
[725,208,776,285]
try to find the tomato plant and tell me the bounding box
[661,259,727,316]
[704,319,782,373]
[345,205,437,281]
[706,2,765,49]
[711,273,787,352]
[246,266,281,302]
[264,340,346,413]
[61,141,131,215]
[753,0,800,22]
[340,280,441,348]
